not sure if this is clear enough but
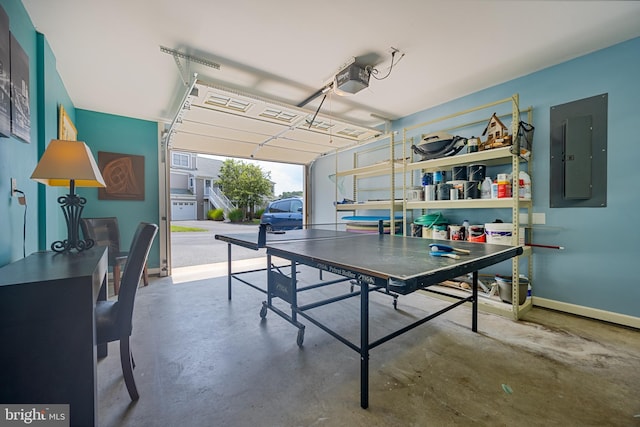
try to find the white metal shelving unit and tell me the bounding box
[333,133,404,223]
[402,94,534,320]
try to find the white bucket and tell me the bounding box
[484,223,513,245]
[449,225,464,241]
[432,225,449,240]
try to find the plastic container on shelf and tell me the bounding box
[432,224,449,240]
[468,225,486,242]
[519,171,532,199]
[485,222,513,245]
[497,173,511,198]
[415,213,447,239]
[481,177,492,199]
[424,185,436,201]
[433,171,445,184]
[463,181,480,199]
[491,182,499,199]
[451,166,467,181]
[485,222,525,245]
[467,137,479,153]
[467,164,486,181]
[449,225,464,240]
[437,183,452,200]
[495,275,529,305]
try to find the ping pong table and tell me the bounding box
[215,225,523,408]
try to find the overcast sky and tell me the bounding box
[205,155,303,196]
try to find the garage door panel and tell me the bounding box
[180,120,271,144]
[170,82,381,165]
[274,131,354,151]
[171,201,196,221]
[173,132,318,163]
[186,107,289,136]
[173,132,259,158]
[267,138,335,154]
[250,145,317,164]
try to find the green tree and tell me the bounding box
[280,190,303,199]
[216,159,273,220]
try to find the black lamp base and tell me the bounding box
[51,182,95,253]
[51,236,95,253]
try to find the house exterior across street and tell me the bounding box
[169,152,275,220]
[170,151,225,221]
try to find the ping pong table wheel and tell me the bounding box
[296,327,305,347]
[260,302,268,319]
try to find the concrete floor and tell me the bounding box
[98,262,640,427]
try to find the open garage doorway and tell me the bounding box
[168,151,305,269]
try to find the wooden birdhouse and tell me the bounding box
[481,113,511,150]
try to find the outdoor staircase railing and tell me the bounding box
[207,186,236,216]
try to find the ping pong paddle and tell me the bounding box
[429,251,460,259]
[429,243,470,254]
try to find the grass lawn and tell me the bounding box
[170,225,208,232]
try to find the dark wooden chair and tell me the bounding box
[81,217,149,295]
[95,222,158,401]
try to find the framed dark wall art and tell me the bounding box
[98,151,145,201]
[0,6,10,138]
[10,33,30,143]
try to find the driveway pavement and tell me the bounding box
[171,220,261,268]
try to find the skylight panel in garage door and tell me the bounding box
[259,108,299,123]
[205,94,252,112]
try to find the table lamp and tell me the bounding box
[30,139,106,253]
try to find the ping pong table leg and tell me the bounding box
[227,243,232,300]
[266,254,273,309]
[360,280,369,409]
[472,270,478,332]
[291,260,297,325]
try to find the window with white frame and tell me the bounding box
[204,179,212,196]
[172,153,190,168]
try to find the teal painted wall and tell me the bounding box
[0,0,160,268]
[75,109,160,268]
[0,0,161,269]
[36,32,76,252]
[0,0,40,265]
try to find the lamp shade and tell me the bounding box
[30,140,106,188]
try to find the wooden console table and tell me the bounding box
[0,247,108,427]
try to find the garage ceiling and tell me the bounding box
[22,1,640,164]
